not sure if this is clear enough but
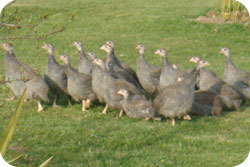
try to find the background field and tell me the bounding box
[0,0,250,166]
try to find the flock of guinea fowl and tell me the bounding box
[1,40,250,126]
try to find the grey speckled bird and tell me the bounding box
[191,90,222,116]
[153,60,210,126]
[60,55,96,111]
[93,58,145,116]
[101,44,141,89]
[220,48,250,104]
[154,48,183,91]
[136,44,161,96]
[72,41,93,75]
[190,56,242,110]
[106,40,140,84]
[42,43,72,107]
[3,43,49,112]
[117,89,161,120]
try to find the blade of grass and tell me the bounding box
[0,89,26,157]
[7,154,23,164]
[38,156,53,167]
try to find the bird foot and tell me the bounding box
[85,99,91,108]
[102,104,109,114]
[119,110,124,117]
[82,108,88,112]
[37,101,44,112]
[153,117,162,121]
[5,96,15,101]
[183,114,191,121]
[171,119,175,126]
[53,104,58,108]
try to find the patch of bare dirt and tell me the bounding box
[194,10,250,26]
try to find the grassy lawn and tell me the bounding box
[0,0,250,166]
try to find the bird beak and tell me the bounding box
[135,46,139,50]
[176,77,183,82]
[117,90,123,95]
[59,56,64,61]
[189,57,194,63]
[100,45,105,51]
[205,62,210,66]
[72,42,76,47]
[154,50,160,55]
[41,45,46,49]
[92,59,97,64]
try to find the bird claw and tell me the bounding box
[183,114,191,120]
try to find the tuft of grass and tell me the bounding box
[221,0,248,21]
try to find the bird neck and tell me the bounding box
[47,51,58,65]
[6,50,15,56]
[78,48,86,58]
[225,55,236,70]
[139,50,144,55]
[161,55,169,66]
[183,67,199,88]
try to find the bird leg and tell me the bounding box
[67,95,72,107]
[153,117,162,121]
[53,95,58,107]
[82,100,87,112]
[85,99,91,108]
[102,104,109,114]
[119,109,124,117]
[183,114,191,121]
[171,118,175,126]
[5,96,16,101]
[37,101,43,112]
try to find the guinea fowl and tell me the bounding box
[3,43,49,112]
[105,40,139,81]
[59,55,96,111]
[176,76,222,116]
[72,41,93,75]
[100,44,141,88]
[117,89,160,120]
[220,48,250,104]
[42,44,71,107]
[191,90,222,116]
[153,60,210,126]
[86,51,97,61]
[190,56,242,110]
[136,44,161,96]
[93,58,145,116]
[154,48,184,91]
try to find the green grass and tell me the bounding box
[0,0,250,166]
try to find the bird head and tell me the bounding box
[1,43,14,52]
[100,44,112,54]
[189,56,201,64]
[154,48,167,57]
[220,48,230,57]
[172,64,178,70]
[72,41,83,52]
[59,54,70,64]
[196,60,210,70]
[105,40,115,48]
[42,44,53,54]
[92,58,105,69]
[176,77,184,82]
[87,51,96,60]
[135,44,145,54]
[117,89,129,97]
